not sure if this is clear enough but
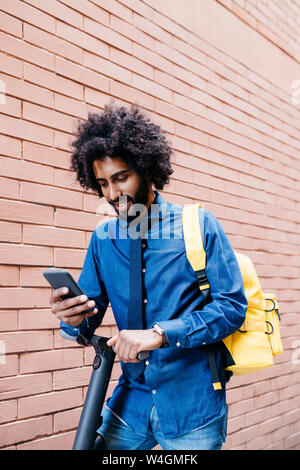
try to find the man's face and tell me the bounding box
[93,156,154,219]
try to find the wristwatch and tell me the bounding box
[152,323,169,348]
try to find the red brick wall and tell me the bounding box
[0,0,299,450]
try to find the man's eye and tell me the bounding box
[117,176,128,182]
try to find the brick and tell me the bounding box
[54,248,86,269]
[84,51,131,85]
[0,372,52,400]
[53,407,81,433]
[23,102,75,134]
[0,287,51,309]
[17,430,75,450]
[0,135,21,159]
[245,408,271,427]
[23,23,83,65]
[57,21,109,59]
[154,69,191,97]
[84,87,109,110]
[176,123,209,146]
[22,0,84,28]
[0,174,19,199]
[0,328,52,352]
[0,220,21,243]
[133,73,172,102]
[133,12,172,45]
[60,0,109,25]
[23,225,85,249]
[20,348,84,374]
[0,198,53,225]
[0,156,54,185]
[173,65,207,97]
[0,114,53,146]
[0,243,53,266]
[175,180,210,201]
[0,71,53,108]
[0,91,18,122]
[53,366,91,391]
[1,0,55,30]
[19,388,83,418]
[54,168,83,191]
[20,266,81,287]
[227,415,245,434]
[0,415,52,448]
[24,63,83,101]
[173,93,207,118]
[0,31,54,71]
[53,330,79,349]
[85,16,132,53]
[259,415,283,435]
[110,80,155,111]
[0,400,17,424]
[110,47,153,80]
[110,14,153,50]
[19,308,58,330]
[133,43,172,75]
[0,309,18,330]
[20,181,82,210]
[229,398,255,418]
[54,207,99,231]
[23,142,70,170]
[0,354,18,380]
[0,52,22,78]
[93,0,132,22]
[56,56,109,93]
[54,93,88,119]
[0,11,22,38]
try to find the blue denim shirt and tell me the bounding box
[61,192,247,439]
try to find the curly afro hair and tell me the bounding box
[69,102,174,198]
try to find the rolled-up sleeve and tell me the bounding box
[60,230,109,339]
[156,210,248,348]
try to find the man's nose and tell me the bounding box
[108,184,121,202]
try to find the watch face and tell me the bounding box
[154,324,164,335]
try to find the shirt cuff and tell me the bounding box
[153,319,188,348]
[60,319,91,339]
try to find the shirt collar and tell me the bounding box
[118,190,169,237]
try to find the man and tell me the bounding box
[50,103,247,450]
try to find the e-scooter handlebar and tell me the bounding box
[76,334,149,361]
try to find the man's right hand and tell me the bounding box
[50,287,98,327]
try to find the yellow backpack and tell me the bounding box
[182,203,283,390]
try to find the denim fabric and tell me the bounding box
[61,191,247,439]
[94,404,228,450]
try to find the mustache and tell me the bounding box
[108,195,135,207]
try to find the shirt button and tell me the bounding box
[142,243,146,249]
[142,268,146,273]
[143,298,148,304]
[152,389,156,394]
[145,360,149,366]
[202,342,206,345]
[176,341,181,347]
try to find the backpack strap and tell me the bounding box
[182,204,210,295]
[182,203,222,391]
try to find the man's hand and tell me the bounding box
[50,287,98,327]
[107,329,163,363]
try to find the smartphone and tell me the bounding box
[43,268,94,314]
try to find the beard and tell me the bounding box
[108,178,151,223]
